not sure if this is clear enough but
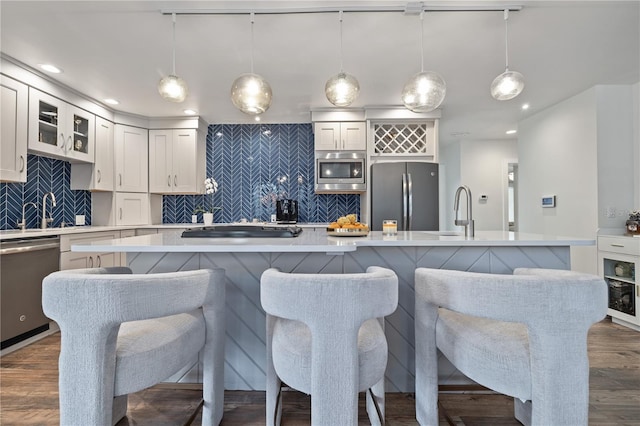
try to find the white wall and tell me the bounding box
[634,82,640,208]
[460,140,518,231]
[439,139,517,232]
[439,141,460,230]
[596,85,636,226]
[518,84,638,274]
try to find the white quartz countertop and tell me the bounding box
[70,229,595,253]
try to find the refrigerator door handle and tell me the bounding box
[402,173,408,231]
[407,173,413,230]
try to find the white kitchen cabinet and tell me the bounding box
[314,122,366,151]
[59,231,122,270]
[115,192,149,225]
[149,128,204,194]
[0,75,28,182]
[28,88,95,163]
[70,116,114,191]
[115,124,148,193]
[598,235,639,331]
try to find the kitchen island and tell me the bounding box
[72,228,593,392]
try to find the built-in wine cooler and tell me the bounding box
[598,235,640,331]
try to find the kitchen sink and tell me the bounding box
[423,231,463,236]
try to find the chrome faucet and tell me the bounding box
[41,192,57,229]
[17,202,38,230]
[454,185,474,237]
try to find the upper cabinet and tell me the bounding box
[28,88,95,163]
[70,116,114,191]
[314,122,366,151]
[115,124,148,193]
[0,75,28,182]
[371,121,438,162]
[149,128,204,194]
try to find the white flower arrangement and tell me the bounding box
[629,210,640,221]
[194,177,222,214]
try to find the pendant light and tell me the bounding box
[230,13,272,115]
[401,11,446,113]
[490,9,525,101]
[158,13,188,103]
[325,11,360,107]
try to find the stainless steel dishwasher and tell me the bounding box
[1,236,60,349]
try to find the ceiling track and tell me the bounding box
[161,4,523,16]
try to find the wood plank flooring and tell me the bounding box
[1,318,639,425]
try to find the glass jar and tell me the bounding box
[382,220,398,235]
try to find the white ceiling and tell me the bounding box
[1,1,638,143]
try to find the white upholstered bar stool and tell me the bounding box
[42,267,226,426]
[414,268,608,426]
[260,266,398,426]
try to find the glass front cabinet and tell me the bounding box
[28,88,94,163]
[598,235,639,331]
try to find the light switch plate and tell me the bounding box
[75,215,85,225]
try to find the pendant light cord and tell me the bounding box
[171,12,177,75]
[339,11,344,73]
[420,11,425,72]
[503,9,509,71]
[250,12,255,73]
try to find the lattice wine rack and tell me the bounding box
[373,123,434,155]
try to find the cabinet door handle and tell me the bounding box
[96,255,101,267]
[67,135,72,153]
[168,175,171,187]
[88,256,94,268]
[611,244,625,248]
[119,174,122,186]
[19,155,25,172]
[119,208,123,220]
[97,169,101,183]
[58,133,64,149]
[174,175,177,187]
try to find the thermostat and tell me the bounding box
[541,195,556,208]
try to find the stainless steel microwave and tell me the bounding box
[315,151,366,193]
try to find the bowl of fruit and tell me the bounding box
[327,214,370,237]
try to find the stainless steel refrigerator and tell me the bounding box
[370,162,439,231]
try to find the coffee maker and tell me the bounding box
[276,199,298,224]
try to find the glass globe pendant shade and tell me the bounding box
[491,69,525,100]
[401,71,446,113]
[325,72,360,107]
[230,73,273,115]
[158,75,188,103]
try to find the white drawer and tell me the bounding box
[598,236,640,256]
[60,231,121,252]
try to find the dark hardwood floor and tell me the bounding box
[1,318,639,425]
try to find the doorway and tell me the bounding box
[508,163,518,232]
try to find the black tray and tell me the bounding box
[181,225,303,238]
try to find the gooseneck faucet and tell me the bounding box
[17,202,38,230]
[454,185,474,237]
[41,192,57,229]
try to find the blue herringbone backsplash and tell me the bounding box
[163,123,360,223]
[0,155,92,230]
[1,124,359,230]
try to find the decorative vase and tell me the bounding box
[203,212,214,226]
[626,220,640,235]
[191,214,198,224]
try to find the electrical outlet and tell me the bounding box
[75,215,85,226]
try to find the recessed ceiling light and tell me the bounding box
[183,109,197,115]
[103,98,120,105]
[39,64,62,74]
[521,103,530,110]
[506,129,517,135]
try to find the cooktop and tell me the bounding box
[181,225,303,239]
